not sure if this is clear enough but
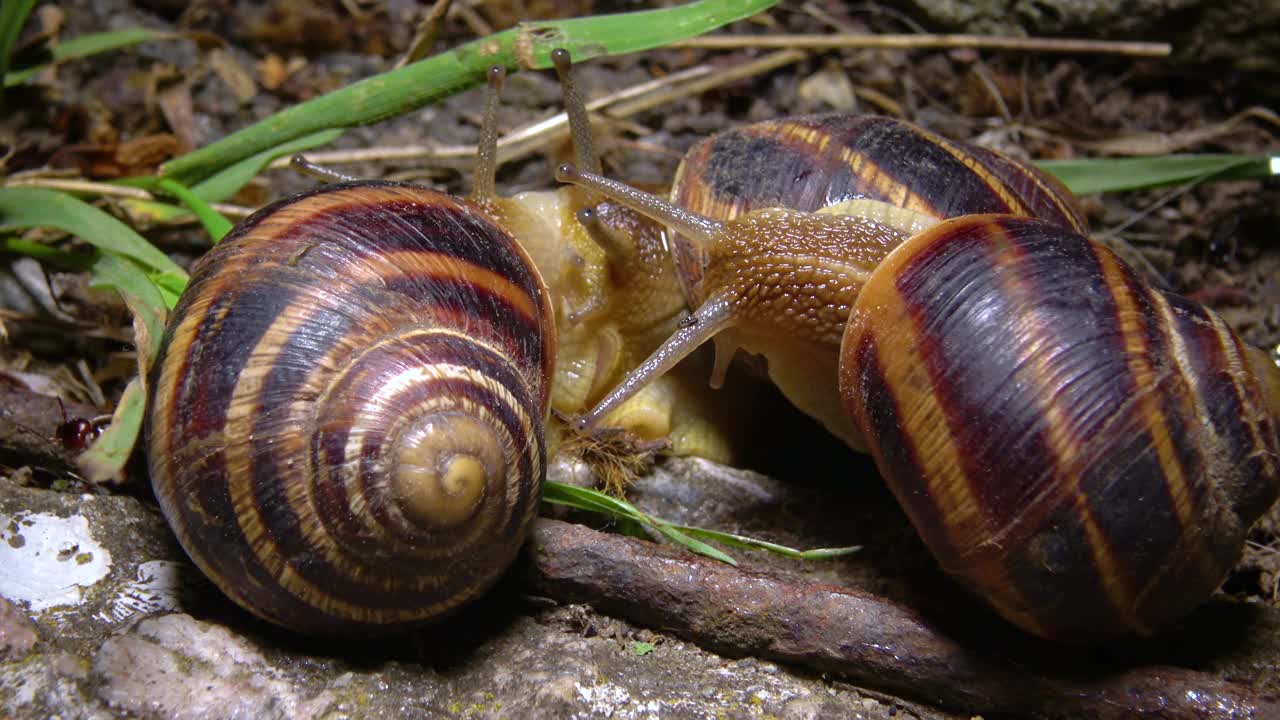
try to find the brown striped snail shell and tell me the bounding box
[840,213,1280,641]
[146,181,554,637]
[555,113,1280,642]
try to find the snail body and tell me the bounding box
[476,186,690,438]
[468,54,733,461]
[556,114,1280,641]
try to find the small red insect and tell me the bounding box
[54,398,109,452]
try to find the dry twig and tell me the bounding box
[524,519,1278,720]
[671,33,1171,57]
[0,178,255,219]
[265,50,805,172]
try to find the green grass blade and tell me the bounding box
[160,0,777,186]
[542,480,853,565]
[543,480,649,518]
[0,187,186,278]
[89,253,169,348]
[1037,154,1277,195]
[116,197,201,225]
[192,128,345,202]
[671,525,861,560]
[150,272,187,307]
[153,178,233,241]
[3,236,174,331]
[76,376,145,483]
[652,523,738,565]
[0,0,35,106]
[1,236,93,270]
[4,28,168,87]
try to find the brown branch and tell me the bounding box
[395,0,453,70]
[670,34,1172,58]
[0,178,255,219]
[522,518,1277,720]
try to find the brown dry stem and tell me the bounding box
[671,33,1171,57]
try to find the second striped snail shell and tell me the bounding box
[841,213,1280,640]
[146,181,554,636]
[555,113,1280,641]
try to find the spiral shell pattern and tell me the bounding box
[839,214,1280,641]
[146,182,554,636]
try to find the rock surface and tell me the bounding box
[2,458,1279,719]
[0,473,953,720]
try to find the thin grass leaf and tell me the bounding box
[650,522,738,565]
[160,0,777,186]
[1038,153,1276,195]
[192,128,345,202]
[543,480,647,518]
[0,188,186,278]
[4,28,169,87]
[3,236,173,338]
[89,253,169,353]
[672,525,861,560]
[116,197,200,225]
[0,0,35,107]
[611,515,650,541]
[549,481,743,563]
[543,482,666,544]
[76,376,145,483]
[151,272,188,306]
[542,480,851,565]
[1,236,93,270]
[153,178,233,241]
[787,546,865,560]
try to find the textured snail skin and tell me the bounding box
[840,214,1280,641]
[146,182,554,637]
[478,184,736,461]
[670,113,1087,299]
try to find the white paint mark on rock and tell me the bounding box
[0,512,111,611]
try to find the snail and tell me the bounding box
[146,173,553,637]
[144,50,748,636]
[145,65,564,637]
[553,113,1280,642]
